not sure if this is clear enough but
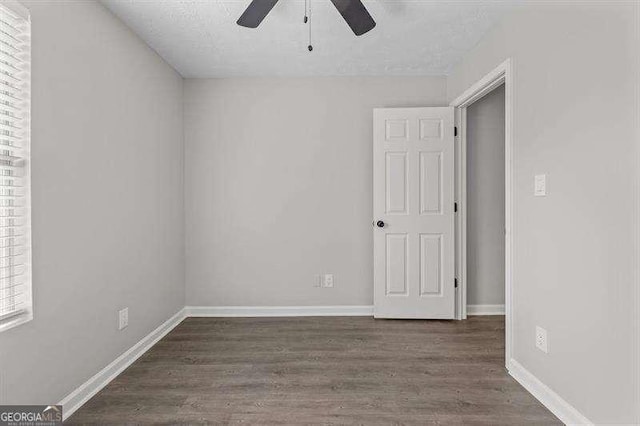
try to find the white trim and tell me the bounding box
[185,305,374,317]
[0,308,33,333]
[508,359,593,425]
[57,305,374,420]
[635,5,640,420]
[467,304,505,315]
[450,58,513,367]
[58,308,186,421]
[450,60,508,108]
[454,106,468,320]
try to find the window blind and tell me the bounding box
[0,1,30,332]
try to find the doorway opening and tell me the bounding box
[466,84,505,317]
[451,59,513,367]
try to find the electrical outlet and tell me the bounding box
[535,326,548,353]
[118,307,128,330]
[323,274,334,288]
[534,174,547,196]
[315,274,335,288]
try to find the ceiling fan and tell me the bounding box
[236,0,376,37]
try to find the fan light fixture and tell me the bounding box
[236,0,376,52]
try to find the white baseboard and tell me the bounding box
[58,308,186,420]
[65,306,592,426]
[467,304,505,315]
[185,305,374,317]
[57,305,371,419]
[508,359,592,425]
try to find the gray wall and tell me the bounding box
[184,77,446,306]
[466,85,505,306]
[0,1,185,405]
[447,2,639,423]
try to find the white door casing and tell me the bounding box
[373,107,455,319]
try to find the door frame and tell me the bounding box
[450,58,513,366]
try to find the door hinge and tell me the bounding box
[455,278,458,288]
[454,202,458,212]
[454,126,458,137]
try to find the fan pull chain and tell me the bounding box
[304,0,308,23]
[307,0,313,51]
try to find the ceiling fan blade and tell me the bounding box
[329,0,376,36]
[237,0,280,28]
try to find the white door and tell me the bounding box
[373,107,455,319]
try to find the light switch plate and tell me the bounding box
[534,174,547,196]
[118,307,128,330]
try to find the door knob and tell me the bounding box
[376,221,385,228]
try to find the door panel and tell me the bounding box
[419,151,442,215]
[373,107,455,319]
[386,233,408,295]
[385,152,409,214]
[420,233,442,296]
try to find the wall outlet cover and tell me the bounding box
[323,274,334,288]
[118,307,129,330]
[535,326,548,353]
[534,174,547,196]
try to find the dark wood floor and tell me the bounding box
[67,316,559,425]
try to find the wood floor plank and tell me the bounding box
[66,316,560,425]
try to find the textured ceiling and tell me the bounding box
[100,0,512,78]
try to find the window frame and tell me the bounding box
[0,0,31,333]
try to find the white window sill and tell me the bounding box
[0,308,33,333]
